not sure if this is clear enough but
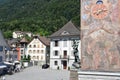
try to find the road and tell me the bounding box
[5,66,70,80]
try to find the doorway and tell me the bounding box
[62,60,67,69]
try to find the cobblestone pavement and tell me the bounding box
[4,66,70,80]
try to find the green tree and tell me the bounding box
[3,31,12,38]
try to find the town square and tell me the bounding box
[0,0,120,80]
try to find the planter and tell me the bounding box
[23,62,28,67]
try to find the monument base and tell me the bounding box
[78,70,120,80]
[72,62,80,69]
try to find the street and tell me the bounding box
[5,66,70,80]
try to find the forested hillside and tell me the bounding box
[0,0,80,38]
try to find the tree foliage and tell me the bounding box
[0,0,80,38]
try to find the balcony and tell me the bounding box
[60,55,70,59]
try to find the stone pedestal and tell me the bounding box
[78,70,120,80]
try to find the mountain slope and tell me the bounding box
[0,0,80,38]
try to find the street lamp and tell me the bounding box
[4,47,8,61]
[12,48,17,61]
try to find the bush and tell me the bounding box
[68,66,70,70]
[57,66,59,70]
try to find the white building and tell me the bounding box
[49,21,81,70]
[13,31,24,39]
[13,31,33,39]
[26,36,50,65]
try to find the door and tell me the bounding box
[63,60,67,69]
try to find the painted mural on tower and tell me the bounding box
[81,0,120,71]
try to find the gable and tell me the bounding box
[28,38,45,47]
[50,21,80,37]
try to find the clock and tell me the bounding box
[91,1,108,19]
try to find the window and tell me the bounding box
[54,51,58,56]
[33,50,36,53]
[41,44,44,48]
[64,51,67,56]
[33,45,36,48]
[54,61,58,65]
[21,50,23,54]
[63,50,67,58]
[33,56,36,59]
[29,45,32,48]
[29,50,32,53]
[55,41,58,47]
[37,56,39,60]
[37,50,39,53]
[41,50,44,54]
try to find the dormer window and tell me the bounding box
[61,31,69,35]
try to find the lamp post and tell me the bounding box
[12,48,15,61]
[5,47,7,61]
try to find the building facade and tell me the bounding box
[0,31,11,62]
[50,21,81,70]
[26,36,50,65]
[13,31,33,39]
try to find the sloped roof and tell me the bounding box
[7,38,19,47]
[0,30,11,50]
[50,21,80,37]
[38,36,50,46]
[20,37,28,43]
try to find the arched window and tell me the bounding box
[33,50,36,53]
[41,50,44,54]
[29,50,32,53]
[32,56,36,60]
[37,56,39,60]
[33,45,36,48]
[54,61,58,65]
[29,45,32,48]
[37,50,39,53]
[41,56,43,60]
[41,44,44,48]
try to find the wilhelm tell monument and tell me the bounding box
[78,0,120,80]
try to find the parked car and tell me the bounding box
[42,64,49,69]
[0,64,7,76]
[3,62,15,75]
